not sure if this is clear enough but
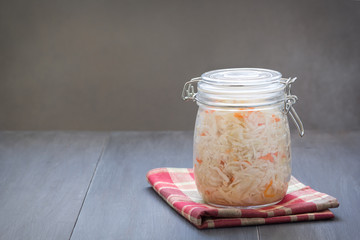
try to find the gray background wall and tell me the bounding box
[0,0,359,131]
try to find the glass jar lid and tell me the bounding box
[201,68,282,86]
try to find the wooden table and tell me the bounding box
[0,131,359,240]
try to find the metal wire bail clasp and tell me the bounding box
[182,77,201,101]
[282,77,305,137]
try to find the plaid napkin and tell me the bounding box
[147,168,339,229]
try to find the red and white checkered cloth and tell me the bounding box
[147,168,339,229]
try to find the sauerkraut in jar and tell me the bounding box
[182,68,304,208]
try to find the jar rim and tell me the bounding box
[201,68,282,86]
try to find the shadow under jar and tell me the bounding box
[182,68,304,208]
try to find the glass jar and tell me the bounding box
[182,68,304,208]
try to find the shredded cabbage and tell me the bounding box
[193,106,291,207]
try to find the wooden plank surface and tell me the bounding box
[1,131,358,240]
[258,131,360,240]
[0,131,108,240]
[69,132,258,240]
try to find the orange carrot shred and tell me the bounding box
[234,108,255,120]
[271,114,280,122]
[264,180,275,198]
[234,112,245,120]
[200,132,206,136]
[196,158,202,164]
[244,160,252,165]
[258,123,265,126]
[230,176,234,183]
[225,149,232,153]
[259,153,274,163]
